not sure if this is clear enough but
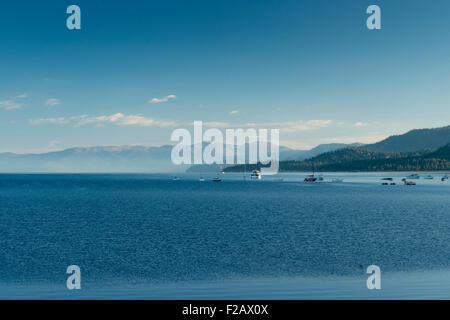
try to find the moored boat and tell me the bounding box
[304,174,317,182]
[250,170,261,180]
[304,165,318,182]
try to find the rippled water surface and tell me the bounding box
[0,173,449,299]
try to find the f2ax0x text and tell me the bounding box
[227,304,269,315]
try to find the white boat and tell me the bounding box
[406,173,420,179]
[173,176,181,181]
[423,175,434,180]
[331,178,343,183]
[199,177,205,182]
[441,175,448,181]
[250,170,261,180]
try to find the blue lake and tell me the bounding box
[0,173,449,299]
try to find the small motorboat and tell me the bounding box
[199,177,205,182]
[305,166,318,182]
[304,175,317,182]
[212,177,222,182]
[331,178,344,183]
[173,176,181,181]
[250,170,261,180]
[423,175,434,180]
[404,180,416,185]
[381,177,393,181]
[406,173,420,179]
[442,175,449,182]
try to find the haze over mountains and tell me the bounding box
[0,145,188,173]
[0,125,449,173]
[0,143,352,173]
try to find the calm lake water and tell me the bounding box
[0,172,449,299]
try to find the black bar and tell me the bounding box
[1,300,447,318]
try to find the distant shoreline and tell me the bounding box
[0,171,449,175]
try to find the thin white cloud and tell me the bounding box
[30,116,84,125]
[247,120,332,132]
[194,120,332,132]
[279,140,315,150]
[45,98,61,106]
[76,113,177,127]
[16,93,28,99]
[202,121,231,128]
[230,110,239,115]
[47,139,60,149]
[148,94,176,104]
[30,113,177,128]
[354,122,367,127]
[30,114,332,133]
[0,100,23,110]
[321,135,388,144]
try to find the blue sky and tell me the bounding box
[1,0,449,153]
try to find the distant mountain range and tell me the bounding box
[282,144,450,172]
[0,142,361,173]
[226,143,450,172]
[187,142,363,173]
[0,145,188,173]
[364,125,450,152]
[279,143,364,160]
[1,125,449,173]
[225,125,450,172]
